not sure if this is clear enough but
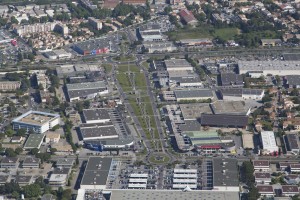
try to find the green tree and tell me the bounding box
[16,128,26,136]
[5,148,16,157]
[15,147,23,155]
[23,184,41,198]
[30,148,39,156]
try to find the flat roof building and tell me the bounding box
[79,123,119,141]
[23,134,45,150]
[174,89,213,101]
[257,185,274,196]
[164,59,193,71]
[72,38,110,55]
[22,156,40,168]
[80,157,112,190]
[1,157,19,168]
[82,108,111,124]
[284,75,300,88]
[242,133,254,149]
[210,100,251,115]
[66,81,108,102]
[284,133,300,155]
[201,113,248,128]
[12,175,33,186]
[106,189,240,200]
[56,158,75,168]
[220,88,264,101]
[261,131,278,154]
[12,110,60,134]
[213,158,239,191]
[220,73,243,87]
[179,103,212,120]
[253,160,270,171]
[238,60,300,76]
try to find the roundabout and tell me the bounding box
[148,153,171,165]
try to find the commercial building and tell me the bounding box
[179,9,198,26]
[0,81,21,91]
[254,172,271,184]
[22,157,40,168]
[79,123,119,141]
[56,64,102,78]
[88,17,102,30]
[12,110,60,134]
[80,157,112,190]
[174,89,213,101]
[23,134,45,150]
[201,113,248,128]
[238,60,300,76]
[164,59,193,71]
[220,88,264,101]
[142,42,177,53]
[45,132,60,144]
[213,158,239,191]
[179,39,213,47]
[76,189,240,200]
[72,38,110,55]
[44,49,72,60]
[66,81,108,102]
[138,24,164,41]
[220,73,243,87]
[172,168,198,189]
[85,139,134,151]
[261,131,278,154]
[210,100,251,115]
[82,108,111,124]
[179,103,212,120]
[253,160,270,171]
[284,133,300,155]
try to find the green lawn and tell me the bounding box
[117,64,140,73]
[102,64,113,73]
[213,28,239,41]
[167,26,239,41]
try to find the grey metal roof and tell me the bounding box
[238,60,300,71]
[109,189,239,200]
[213,158,239,187]
[1,157,19,164]
[174,89,213,99]
[285,75,300,86]
[13,175,32,183]
[68,88,106,99]
[179,120,201,132]
[0,175,9,183]
[283,53,300,61]
[164,59,192,69]
[201,113,248,127]
[80,125,118,140]
[52,167,71,175]
[83,108,111,122]
[284,133,300,151]
[56,158,75,166]
[220,73,243,86]
[23,156,40,164]
[66,81,106,90]
[220,88,263,97]
[81,157,112,186]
